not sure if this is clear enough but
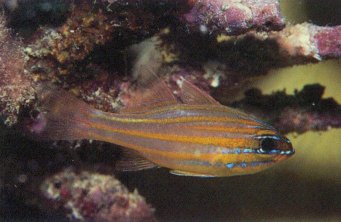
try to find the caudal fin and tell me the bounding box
[29,87,93,141]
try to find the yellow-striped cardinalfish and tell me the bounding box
[30,78,294,177]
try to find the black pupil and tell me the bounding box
[261,138,276,152]
[54,181,62,189]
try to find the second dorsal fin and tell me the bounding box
[120,67,177,114]
[178,77,220,105]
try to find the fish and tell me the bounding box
[30,78,294,177]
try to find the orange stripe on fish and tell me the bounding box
[182,125,276,134]
[91,113,261,126]
[82,120,256,147]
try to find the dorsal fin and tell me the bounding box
[178,77,220,105]
[120,66,177,114]
[115,149,158,171]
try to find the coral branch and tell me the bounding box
[183,0,285,34]
[313,25,341,58]
[159,23,341,95]
[230,84,341,134]
[272,23,341,60]
[98,0,286,35]
[224,23,341,73]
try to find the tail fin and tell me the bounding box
[30,87,93,141]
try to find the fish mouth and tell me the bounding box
[279,148,295,155]
[273,148,295,162]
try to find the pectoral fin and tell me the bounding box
[115,149,158,171]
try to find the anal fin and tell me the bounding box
[170,170,215,178]
[115,149,158,171]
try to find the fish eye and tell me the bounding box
[255,135,294,155]
[257,135,280,154]
[260,137,277,152]
[53,180,62,189]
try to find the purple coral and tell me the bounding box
[184,0,285,34]
[313,25,341,58]
[0,14,35,125]
[40,169,156,222]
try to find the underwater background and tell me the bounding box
[0,0,340,221]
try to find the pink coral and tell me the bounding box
[40,168,156,222]
[0,14,35,125]
[183,0,284,34]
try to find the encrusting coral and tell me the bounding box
[40,168,156,222]
[0,0,340,221]
[0,14,35,126]
[183,0,285,34]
